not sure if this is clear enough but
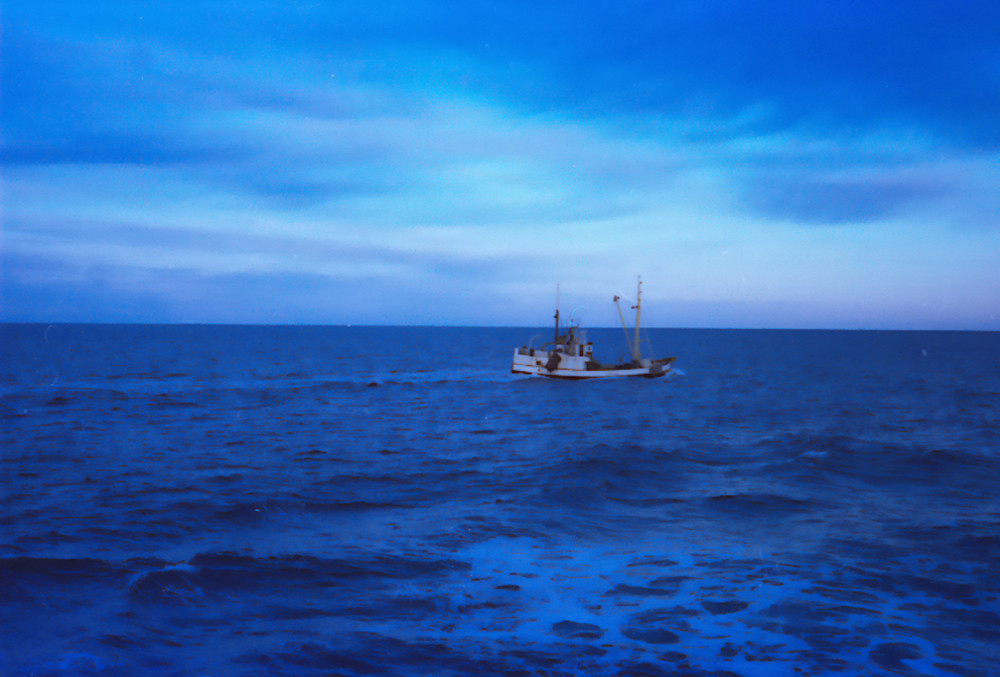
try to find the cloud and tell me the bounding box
[11,1,1000,152]
[2,212,553,292]
[739,173,953,225]
[263,1,1000,149]
[0,245,553,325]
[0,252,180,323]
[1,132,246,167]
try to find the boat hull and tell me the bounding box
[511,349,674,379]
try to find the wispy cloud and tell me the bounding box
[739,172,953,225]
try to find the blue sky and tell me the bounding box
[3,1,999,328]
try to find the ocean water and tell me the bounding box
[2,324,998,677]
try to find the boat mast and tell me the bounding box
[553,283,561,343]
[632,276,642,360]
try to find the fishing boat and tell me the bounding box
[511,278,675,379]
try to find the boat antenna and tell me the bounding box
[632,276,643,361]
[614,293,635,358]
[554,283,561,343]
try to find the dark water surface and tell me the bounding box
[2,324,999,676]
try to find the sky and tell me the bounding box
[3,1,999,329]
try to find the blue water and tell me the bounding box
[2,324,998,676]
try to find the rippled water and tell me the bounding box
[2,324,998,676]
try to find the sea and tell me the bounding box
[2,324,998,677]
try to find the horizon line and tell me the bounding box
[1,321,995,333]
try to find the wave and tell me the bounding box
[0,556,127,603]
[703,492,824,518]
[126,562,204,605]
[234,638,493,676]
[0,549,473,616]
[126,551,471,607]
[149,393,203,409]
[752,430,1000,485]
[0,555,121,579]
[212,498,412,524]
